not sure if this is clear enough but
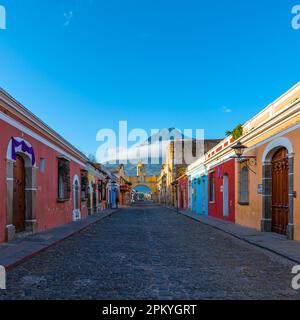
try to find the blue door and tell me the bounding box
[192,180,197,212]
[201,176,208,215]
[196,178,201,214]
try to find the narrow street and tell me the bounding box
[0,204,299,300]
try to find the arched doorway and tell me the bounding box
[271,148,289,235]
[13,155,26,233]
[6,137,37,241]
[192,180,197,211]
[201,177,207,215]
[223,174,229,217]
[92,186,97,214]
[73,175,81,221]
[180,188,184,208]
[262,137,294,239]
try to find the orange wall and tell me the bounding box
[236,127,300,240]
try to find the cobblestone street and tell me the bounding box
[0,204,299,300]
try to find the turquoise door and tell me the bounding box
[192,180,197,212]
[196,178,201,214]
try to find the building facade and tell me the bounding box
[177,174,189,210]
[184,82,300,241]
[187,160,208,215]
[234,82,300,240]
[0,89,91,242]
[208,159,235,222]
[0,89,114,243]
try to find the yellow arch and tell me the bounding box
[126,175,158,194]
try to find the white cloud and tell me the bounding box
[64,11,73,27]
[222,106,232,113]
[97,140,169,165]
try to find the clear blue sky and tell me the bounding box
[0,0,299,156]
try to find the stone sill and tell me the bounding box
[57,198,70,203]
[238,202,249,206]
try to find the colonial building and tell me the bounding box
[185,82,300,241]
[187,157,208,215]
[112,164,132,206]
[173,139,220,214]
[0,89,114,243]
[187,137,235,220]
[84,162,108,215]
[157,140,191,207]
[177,174,189,210]
[233,82,300,240]
[126,161,158,202]
[0,89,92,242]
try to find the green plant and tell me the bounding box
[176,166,187,178]
[226,124,243,140]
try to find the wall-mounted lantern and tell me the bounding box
[231,142,257,173]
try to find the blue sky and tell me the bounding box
[0,0,299,157]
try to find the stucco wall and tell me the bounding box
[0,119,88,242]
[235,127,300,240]
[208,159,235,222]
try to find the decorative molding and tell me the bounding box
[262,137,293,163]
[0,111,86,168]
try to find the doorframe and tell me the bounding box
[72,175,81,221]
[261,137,294,240]
[223,174,229,217]
[201,177,206,214]
[6,137,37,241]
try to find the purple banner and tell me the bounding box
[11,137,36,166]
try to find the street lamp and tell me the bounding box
[231,141,257,173]
[232,142,247,158]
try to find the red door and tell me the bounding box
[13,155,26,233]
[272,148,289,235]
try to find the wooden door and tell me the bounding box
[272,148,289,235]
[74,180,79,210]
[13,155,26,233]
[180,190,184,208]
[93,191,97,212]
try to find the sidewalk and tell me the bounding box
[0,208,119,270]
[164,205,300,264]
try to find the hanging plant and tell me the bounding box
[226,124,243,140]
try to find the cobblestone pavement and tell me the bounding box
[0,204,300,300]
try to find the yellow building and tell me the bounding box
[86,163,106,215]
[157,141,191,206]
[125,161,158,201]
[233,82,300,240]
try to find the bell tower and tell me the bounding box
[137,161,145,180]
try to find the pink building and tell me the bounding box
[177,175,189,210]
[0,89,91,242]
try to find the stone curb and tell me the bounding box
[0,209,120,271]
